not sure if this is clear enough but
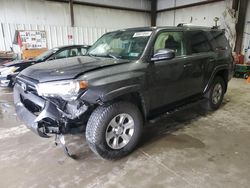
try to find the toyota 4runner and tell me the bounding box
[14,25,234,160]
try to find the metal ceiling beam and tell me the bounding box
[157,0,224,13]
[69,0,74,27]
[232,0,240,11]
[235,0,248,53]
[151,0,157,26]
[47,0,150,13]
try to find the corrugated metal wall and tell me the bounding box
[0,23,116,51]
[0,0,150,52]
[156,1,230,27]
[156,0,236,49]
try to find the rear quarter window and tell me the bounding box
[187,31,212,54]
[210,31,229,50]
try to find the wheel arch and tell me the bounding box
[101,86,148,122]
[216,69,228,92]
[204,66,229,94]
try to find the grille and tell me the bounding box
[16,76,42,115]
[20,95,42,115]
[16,76,38,94]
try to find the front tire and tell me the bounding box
[202,76,225,111]
[86,102,143,160]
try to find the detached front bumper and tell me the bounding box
[14,80,89,137]
[14,84,61,137]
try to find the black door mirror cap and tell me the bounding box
[151,49,175,61]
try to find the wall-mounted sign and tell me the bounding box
[18,30,47,49]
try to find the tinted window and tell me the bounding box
[188,31,212,54]
[154,31,185,56]
[210,31,229,50]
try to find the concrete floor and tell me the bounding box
[0,78,249,188]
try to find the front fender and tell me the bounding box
[101,84,141,102]
[80,71,146,104]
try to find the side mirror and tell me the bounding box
[151,49,175,61]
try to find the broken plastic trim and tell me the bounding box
[55,134,77,159]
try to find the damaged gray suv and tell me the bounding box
[14,25,234,160]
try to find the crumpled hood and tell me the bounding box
[4,59,36,67]
[19,56,130,83]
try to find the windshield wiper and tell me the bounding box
[88,53,121,60]
[107,53,119,60]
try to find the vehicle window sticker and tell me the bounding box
[129,52,139,57]
[133,31,152,38]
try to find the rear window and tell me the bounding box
[210,31,229,50]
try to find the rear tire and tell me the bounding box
[86,101,143,160]
[202,76,225,111]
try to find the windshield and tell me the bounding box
[34,48,58,61]
[88,30,152,60]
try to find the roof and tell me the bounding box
[54,44,90,49]
[115,25,221,33]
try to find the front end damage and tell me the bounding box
[14,77,91,138]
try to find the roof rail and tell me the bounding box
[177,23,215,29]
[177,23,193,27]
[211,26,219,29]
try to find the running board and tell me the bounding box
[149,98,206,124]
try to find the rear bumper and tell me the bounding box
[229,62,235,81]
[229,68,234,81]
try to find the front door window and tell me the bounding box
[154,31,185,56]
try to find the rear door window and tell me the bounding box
[69,47,88,57]
[69,48,78,57]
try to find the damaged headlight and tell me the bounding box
[36,80,88,101]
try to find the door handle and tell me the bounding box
[184,63,192,68]
[209,58,215,62]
